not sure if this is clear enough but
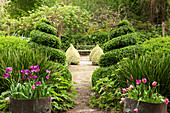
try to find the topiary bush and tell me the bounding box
[29,42,66,65]
[30,30,61,49]
[116,20,133,28]
[34,22,57,35]
[91,47,104,65]
[89,45,100,61]
[91,66,116,86]
[103,33,137,52]
[110,26,135,39]
[39,18,51,25]
[66,44,80,65]
[99,37,170,67]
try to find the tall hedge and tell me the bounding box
[30,30,61,49]
[29,42,66,65]
[99,37,170,67]
[35,22,57,35]
[103,33,137,52]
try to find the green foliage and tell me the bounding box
[0,31,7,36]
[29,42,66,65]
[116,20,132,28]
[39,18,51,25]
[61,35,75,51]
[99,37,170,67]
[89,74,123,112]
[91,48,103,65]
[110,25,135,39]
[103,33,137,52]
[117,54,170,99]
[30,30,61,49]
[0,36,28,50]
[35,22,57,35]
[92,66,115,86]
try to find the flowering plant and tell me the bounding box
[120,75,169,112]
[3,65,53,100]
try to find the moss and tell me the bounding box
[66,44,80,64]
[89,45,100,61]
[91,47,103,65]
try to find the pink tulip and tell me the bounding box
[136,80,141,84]
[46,75,50,79]
[127,85,133,90]
[123,88,127,93]
[36,81,41,86]
[51,97,54,100]
[5,97,10,102]
[152,81,157,86]
[127,80,129,85]
[164,99,169,104]
[142,78,147,83]
[120,101,123,104]
[32,75,37,79]
[130,75,133,80]
[121,98,125,101]
[134,108,138,112]
[46,70,51,74]
[31,85,35,90]
[6,67,12,73]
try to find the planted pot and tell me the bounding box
[124,98,167,113]
[11,97,51,113]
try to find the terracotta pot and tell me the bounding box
[124,98,167,113]
[11,97,51,113]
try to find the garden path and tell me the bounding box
[66,55,108,113]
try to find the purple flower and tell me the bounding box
[3,73,10,79]
[136,80,141,84]
[21,69,25,74]
[31,85,35,90]
[24,70,30,75]
[123,88,127,93]
[5,97,10,102]
[23,75,25,79]
[130,75,133,80]
[6,67,12,73]
[30,65,34,70]
[46,70,51,74]
[120,101,123,104]
[34,65,40,73]
[36,81,41,86]
[54,70,56,72]
[142,78,147,83]
[32,75,37,79]
[127,85,133,90]
[46,75,50,79]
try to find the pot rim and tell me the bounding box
[125,97,166,105]
[10,96,51,101]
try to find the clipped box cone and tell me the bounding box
[89,45,100,61]
[66,44,80,64]
[91,47,103,65]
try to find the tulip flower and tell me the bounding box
[3,73,10,79]
[134,108,138,112]
[120,101,123,104]
[33,75,37,79]
[46,70,51,74]
[46,75,50,79]
[5,97,10,102]
[6,67,12,73]
[51,97,54,100]
[36,81,41,86]
[142,78,147,83]
[152,81,157,86]
[121,98,125,101]
[136,80,141,84]
[31,85,35,90]
[123,88,127,93]
[164,99,169,104]
[130,75,133,80]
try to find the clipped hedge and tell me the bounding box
[39,18,51,25]
[30,30,61,49]
[34,22,57,35]
[0,31,8,36]
[103,33,137,52]
[92,66,116,86]
[116,20,132,28]
[89,45,99,61]
[99,37,170,67]
[29,42,66,65]
[92,31,109,46]
[110,25,135,39]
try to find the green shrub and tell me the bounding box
[29,42,66,65]
[99,37,170,67]
[34,22,57,35]
[92,31,109,46]
[0,31,8,36]
[92,66,115,86]
[30,30,61,49]
[66,44,80,65]
[89,45,100,61]
[39,18,51,25]
[117,54,170,99]
[0,36,28,50]
[116,20,132,28]
[103,33,137,52]
[110,25,135,39]
[61,35,76,51]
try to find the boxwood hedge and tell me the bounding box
[116,20,133,28]
[35,22,57,35]
[109,25,135,39]
[99,37,170,67]
[39,18,51,25]
[29,42,66,65]
[30,30,61,49]
[91,66,115,86]
[103,33,137,52]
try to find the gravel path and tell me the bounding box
[65,56,106,113]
